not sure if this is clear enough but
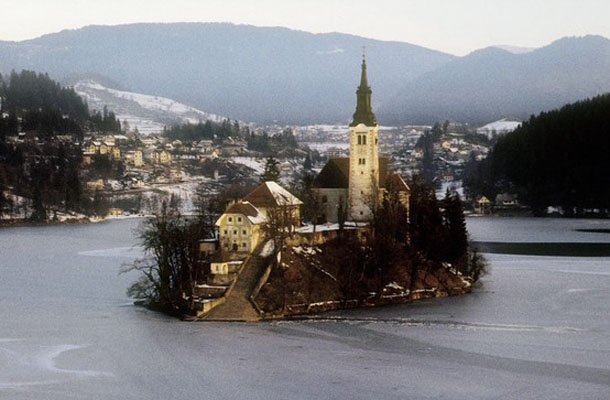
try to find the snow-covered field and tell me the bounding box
[74,80,230,135]
[230,157,266,174]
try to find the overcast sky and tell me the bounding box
[0,0,608,55]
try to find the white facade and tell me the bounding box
[348,123,380,221]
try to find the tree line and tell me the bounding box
[163,119,243,142]
[0,70,123,140]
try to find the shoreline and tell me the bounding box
[0,214,147,229]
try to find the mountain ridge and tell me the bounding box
[0,23,455,125]
[1,24,609,125]
[380,35,610,125]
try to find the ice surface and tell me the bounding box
[1,218,610,399]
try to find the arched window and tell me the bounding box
[362,135,367,145]
[357,135,362,145]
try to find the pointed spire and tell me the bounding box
[351,48,377,127]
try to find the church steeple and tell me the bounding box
[350,51,377,127]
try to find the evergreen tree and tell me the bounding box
[93,189,109,217]
[442,190,469,267]
[260,156,280,182]
[303,153,313,170]
[408,175,446,261]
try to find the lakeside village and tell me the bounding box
[2,114,520,222]
[0,61,491,319]
[0,79,525,224]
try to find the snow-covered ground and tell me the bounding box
[477,118,522,138]
[74,80,231,135]
[230,157,266,174]
[301,142,349,152]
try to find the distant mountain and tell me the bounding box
[0,23,454,125]
[380,36,610,125]
[73,78,229,135]
[492,45,536,54]
[2,25,609,126]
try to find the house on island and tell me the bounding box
[216,201,267,254]
[313,53,410,223]
[215,181,304,255]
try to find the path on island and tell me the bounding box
[204,253,269,321]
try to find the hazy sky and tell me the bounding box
[1,0,609,55]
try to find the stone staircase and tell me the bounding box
[203,252,270,321]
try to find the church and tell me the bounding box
[313,55,410,223]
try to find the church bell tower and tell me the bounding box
[348,52,380,222]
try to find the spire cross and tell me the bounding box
[362,46,366,62]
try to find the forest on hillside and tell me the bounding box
[0,71,122,221]
[0,70,121,140]
[464,94,610,215]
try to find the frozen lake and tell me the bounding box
[1,217,610,399]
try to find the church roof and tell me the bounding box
[314,158,399,189]
[312,158,350,189]
[242,181,303,208]
[385,173,410,192]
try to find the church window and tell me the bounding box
[362,159,366,165]
[357,135,362,145]
[362,136,367,145]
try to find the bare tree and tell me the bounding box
[264,204,297,249]
[122,200,213,316]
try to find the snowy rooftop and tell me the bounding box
[217,201,267,225]
[243,181,304,208]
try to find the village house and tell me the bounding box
[84,139,121,161]
[86,178,104,190]
[475,195,492,214]
[495,193,519,208]
[124,150,144,167]
[147,149,172,164]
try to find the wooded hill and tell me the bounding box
[0,70,122,221]
[0,70,121,140]
[464,93,610,215]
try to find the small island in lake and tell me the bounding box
[124,57,485,320]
